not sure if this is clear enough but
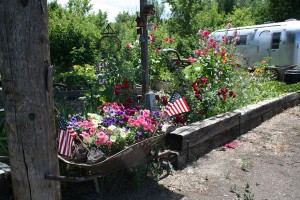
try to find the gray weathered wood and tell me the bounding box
[0,1,60,199]
[167,112,240,151]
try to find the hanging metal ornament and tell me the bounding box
[99,24,121,54]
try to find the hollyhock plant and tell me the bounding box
[173,24,239,122]
[66,102,169,157]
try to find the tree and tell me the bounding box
[67,0,92,16]
[0,1,60,199]
[48,1,105,72]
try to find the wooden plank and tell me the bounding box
[167,112,240,151]
[237,97,283,124]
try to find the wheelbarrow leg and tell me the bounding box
[93,178,101,194]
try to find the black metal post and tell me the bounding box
[140,0,149,95]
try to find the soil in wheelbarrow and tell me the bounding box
[62,105,300,200]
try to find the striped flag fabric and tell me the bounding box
[58,117,77,157]
[165,91,190,116]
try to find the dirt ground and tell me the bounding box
[62,104,300,199]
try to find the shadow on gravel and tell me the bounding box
[62,168,184,200]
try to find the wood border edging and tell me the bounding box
[166,92,300,168]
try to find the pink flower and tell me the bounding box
[188,57,195,63]
[95,132,107,145]
[164,37,169,42]
[142,110,150,118]
[233,30,237,37]
[128,118,136,126]
[149,124,155,132]
[214,50,218,56]
[89,127,96,134]
[106,140,113,147]
[226,23,232,29]
[111,102,120,111]
[80,132,90,139]
[103,106,109,113]
[198,29,203,36]
[96,132,105,138]
[137,115,146,123]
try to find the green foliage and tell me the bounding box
[225,7,256,27]
[55,64,97,87]
[48,0,107,72]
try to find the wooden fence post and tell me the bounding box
[0,1,60,199]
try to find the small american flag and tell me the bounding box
[165,91,190,116]
[58,117,77,157]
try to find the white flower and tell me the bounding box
[110,135,117,142]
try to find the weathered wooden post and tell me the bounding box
[0,1,60,199]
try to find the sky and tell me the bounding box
[55,0,170,22]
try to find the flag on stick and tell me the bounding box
[165,91,190,116]
[58,117,77,157]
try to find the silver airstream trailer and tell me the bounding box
[210,19,300,69]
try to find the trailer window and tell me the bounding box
[272,32,281,49]
[237,35,247,45]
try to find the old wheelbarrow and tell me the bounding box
[265,64,297,81]
[45,128,177,193]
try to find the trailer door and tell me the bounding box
[258,30,271,62]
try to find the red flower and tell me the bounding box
[161,96,168,106]
[203,30,209,39]
[125,43,132,49]
[200,77,208,84]
[220,49,226,57]
[198,109,205,115]
[97,105,103,109]
[149,34,156,43]
[229,90,234,97]
[155,95,160,100]
[155,47,160,54]
[123,79,130,89]
[164,37,169,42]
[175,114,185,124]
[114,85,122,95]
[169,38,174,44]
[221,87,228,94]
